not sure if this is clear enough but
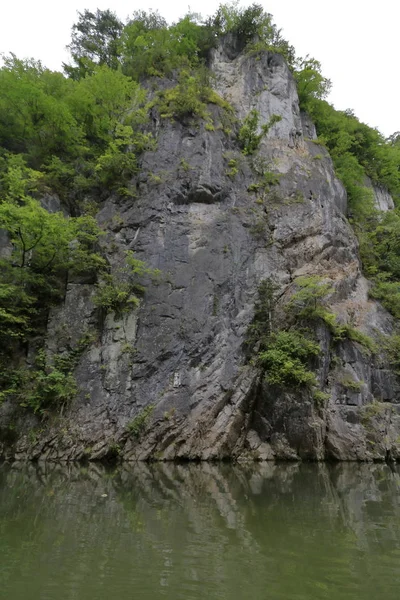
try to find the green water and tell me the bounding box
[1,462,400,600]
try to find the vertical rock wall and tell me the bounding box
[2,42,400,462]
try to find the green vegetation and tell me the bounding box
[340,377,364,393]
[215,2,295,63]
[238,110,282,155]
[247,156,281,200]
[338,326,376,354]
[286,276,376,353]
[0,7,175,413]
[0,196,104,346]
[0,182,155,411]
[152,69,233,125]
[246,278,278,350]
[295,58,400,320]
[247,279,320,393]
[64,9,124,77]
[248,276,376,400]
[93,251,159,314]
[127,405,154,438]
[226,158,239,179]
[361,400,385,425]
[179,159,192,172]
[380,334,400,375]
[63,4,295,81]
[258,330,320,388]
[296,59,400,203]
[0,332,94,413]
[0,56,152,203]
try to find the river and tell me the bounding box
[1,461,400,599]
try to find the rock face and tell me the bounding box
[371,181,395,212]
[1,41,400,462]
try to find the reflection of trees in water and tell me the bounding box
[1,462,400,598]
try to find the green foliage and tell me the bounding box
[263,171,281,187]
[225,158,239,179]
[1,332,94,413]
[21,367,77,414]
[370,280,400,319]
[247,156,282,201]
[294,52,400,314]
[360,209,400,280]
[0,186,106,351]
[154,69,232,124]
[381,334,400,375]
[127,405,154,437]
[361,400,385,425]
[212,3,295,64]
[355,196,400,319]
[340,376,363,393]
[247,280,320,392]
[335,325,376,354]
[94,123,155,192]
[294,57,331,110]
[64,4,295,83]
[258,330,319,388]
[0,199,100,410]
[179,158,192,172]
[0,56,82,167]
[156,72,210,120]
[246,278,278,352]
[297,72,400,209]
[300,91,400,321]
[64,9,124,78]
[286,276,333,322]
[313,390,330,405]
[93,251,159,314]
[4,3,400,418]
[0,56,151,203]
[248,173,281,198]
[121,11,215,79]
[248,277,375,398]
[0,161,156,409]
[286,276,376,352]
[120,342,136,356]
[238,110,281,155]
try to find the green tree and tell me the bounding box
[121,11,173,79]
[64,9,124,79]
[0,55,82,166]
[294,57,331,110]
[211,2,294,63]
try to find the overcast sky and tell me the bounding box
[1,0,399,137]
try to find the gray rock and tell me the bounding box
[367,179,395,212]
[0,229,11,259]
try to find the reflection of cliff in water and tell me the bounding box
[1,462,400,599]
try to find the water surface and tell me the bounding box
[1,461,400,600]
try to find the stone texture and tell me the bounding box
[370,180,395,212]
[1,40,400,462]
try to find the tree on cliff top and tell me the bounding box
[64,9,124,79]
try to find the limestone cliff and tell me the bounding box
[1,41,400,462]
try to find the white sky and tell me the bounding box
[1,0,399,137]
